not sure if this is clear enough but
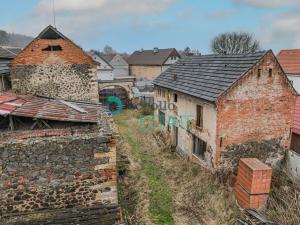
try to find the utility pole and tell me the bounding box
[52,0,56,28]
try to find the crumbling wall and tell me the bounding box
[218,138,285,175]
[216,52,295,162]
[0,132,117,214]
[11,64,98,102]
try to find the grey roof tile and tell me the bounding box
[153,51,267,102]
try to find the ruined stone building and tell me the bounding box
[153,51,296,168]
[128,48,180,81]
[10,25,99,103]
[0,93,121,224]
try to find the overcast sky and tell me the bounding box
[1,0,300,54]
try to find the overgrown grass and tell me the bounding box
[115,111,174,225]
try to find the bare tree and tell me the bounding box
[103,45,116,55]
[211,32,260,54]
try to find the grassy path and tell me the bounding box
[115,111,174,225]
[115,110,239,225]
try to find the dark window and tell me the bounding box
[159,110,165,126]
[174,93,178,103]
[269,68,273,77]
[258,69,261,78]
[42,45,63,51]
[193,136,207,159]
[196,105,203,128]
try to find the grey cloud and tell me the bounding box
[257,10,300,52]
[8,0,178,38]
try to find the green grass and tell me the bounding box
[115,111,174,225]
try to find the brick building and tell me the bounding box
[128,48,180,80]
[153,50,296,168]
[10,25,99,103]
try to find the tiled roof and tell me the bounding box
[153,51,267,102]
[127,48,179,66]
[293,96,300,135]
[0,94,103,123]
[277,49,300,74]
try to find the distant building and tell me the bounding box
[88,51,114,81]
[277,49,300,93]
[102,54,129,77]
[128,48,180,80]
[10,25,99,103]
[0,46,21,91]
[153,51,296,168]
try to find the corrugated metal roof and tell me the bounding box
[0,94,102,123]
[293,96,300,135]
[0,46,22,59]
[153,51,267,102]
[277,49,300,74]
[127,48,180,66]
[0,47,15,59]
[0,59,10,75]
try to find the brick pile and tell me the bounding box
[234,158,272,209]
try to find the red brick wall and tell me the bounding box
[215,52,296,162]
[11,39,95,66]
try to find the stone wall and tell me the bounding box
[0,131,117,214]
[10,38,99,103]
[11,64,98,102]
[216,52,296,162]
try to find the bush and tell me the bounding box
[138,102,154,116]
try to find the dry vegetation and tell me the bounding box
[116,109,300,225]
[266,169,300,225]
[115,110,239,225]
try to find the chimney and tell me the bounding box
[154,47,159,53]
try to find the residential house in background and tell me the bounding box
[128,48,180,81]
[153,51,296,168]
[277,49,300,93]
[88,51,114,81]
[102,54,129,77]
[10,25,99,103]
[0,46,21,91]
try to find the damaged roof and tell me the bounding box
[127,48,180,66]
[0,94,103,123]
[153,51,268,102]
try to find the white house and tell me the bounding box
[88,51,114,81]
